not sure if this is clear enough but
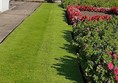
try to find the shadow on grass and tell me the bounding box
[52,56,83,83]
[58,4,63,8]
[51,5,84,83]
[62,12,69,24]
[58,4,71,25]
[60,30,76,55]
[52,30,83,83]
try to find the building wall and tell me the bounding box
[0,0,9,12]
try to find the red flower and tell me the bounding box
[114,68,118,75]
[108,7,118,15]
[66,5,111,23]
[108,62,114,70]
[113,53,117,60]
[116,76,118,81]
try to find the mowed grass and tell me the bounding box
[0,3,83,83]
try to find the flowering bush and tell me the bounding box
[76,6,109,12]
[72,16,118,82]
[107,7,118,15]
[66,6,111,24]
[66,6,82,24]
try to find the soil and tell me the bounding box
[81,11,110,17]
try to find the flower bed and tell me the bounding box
[66,5,118,82]
[66,5,118,24]
[75,6,109,12]
[72,16,118,82]
[107,7,118,15]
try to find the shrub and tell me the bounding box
[78,0,118,7]
[107,7,118,15]
[73,16,118,82]
[61,0,79,8]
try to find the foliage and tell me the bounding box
[73,16,118,82]
[62,0,118,8]
[78,0,118,7]
[61,0,79,8]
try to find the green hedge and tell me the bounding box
[79,0,118,7]
[61,0,79,8]
[62,0,118,8]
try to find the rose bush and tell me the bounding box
[72,16,118,82]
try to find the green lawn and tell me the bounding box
[0,3,83,83]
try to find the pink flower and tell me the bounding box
[108,62,114,70]
[113,53,117,60]
[114,68,118,75]
[115,76,118,81]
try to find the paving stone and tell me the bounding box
[0,1,41,43]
